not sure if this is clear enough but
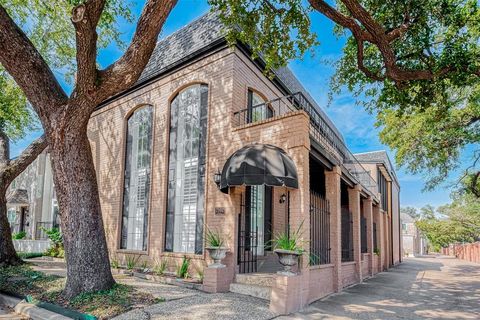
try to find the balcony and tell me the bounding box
[232,92,378,198]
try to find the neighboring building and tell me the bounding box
[7,151,59,240]
[401,212,427,256]
[354,151,402,266]
[11,12,401,313]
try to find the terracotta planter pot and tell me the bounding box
[206,247,228,268]
[274,249,301,275]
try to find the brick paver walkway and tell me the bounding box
[281,256,480,320]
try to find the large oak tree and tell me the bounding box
[0,0,131,267]
[210,0,480,194]
[0,0,177,297]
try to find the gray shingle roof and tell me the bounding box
[7,189,29,206]
[354,150,398,183]
[137,11,343,140]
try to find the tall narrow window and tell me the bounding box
[120,105,153,251]
[247,90,273,123]
[165,84,208,254]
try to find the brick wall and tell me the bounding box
[442,242,480,264]
[308,266,334,303]
[341,262,357,287]
[361,254,369,276]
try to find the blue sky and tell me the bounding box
[10,1,460,208]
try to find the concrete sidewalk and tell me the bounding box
[281,256,480,320]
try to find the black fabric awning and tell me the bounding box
[220,144,299,193]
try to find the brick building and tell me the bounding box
[89,12,401,313]
[12,12,401,314]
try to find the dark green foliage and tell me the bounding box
[41,228,64,258]
[17,252,43,259]
[176,256,190,279]
[208,0,318,76]
[12,231,26,240]
[415,193,480,251]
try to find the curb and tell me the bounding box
[0,293,72,320]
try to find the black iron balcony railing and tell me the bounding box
[233,92,378,197]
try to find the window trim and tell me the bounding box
[117,104,156,254]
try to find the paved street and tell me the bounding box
[282,256,480,320]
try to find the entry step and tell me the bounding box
[229,283,271,300]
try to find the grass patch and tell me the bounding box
[0,264,161,319]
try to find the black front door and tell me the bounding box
[238,186,273,273]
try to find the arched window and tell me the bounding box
[165,84,208,254]
[120,105,153,251]
[247,89,273,123]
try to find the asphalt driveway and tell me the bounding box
[281,256,480,320]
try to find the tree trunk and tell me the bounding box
[49,125,114,298]
[0,191,22,266]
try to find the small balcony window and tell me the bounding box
[247,90,273,123]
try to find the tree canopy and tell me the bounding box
[211,0,480,194]
[412,193,480,251]
[0,0,132,142]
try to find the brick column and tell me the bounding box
[383,212,389,270]
[378,207,385,271]
[363,197,374,277]
[348,184,362,283]
[325,166,342,292]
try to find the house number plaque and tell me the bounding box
[215,207,225,215]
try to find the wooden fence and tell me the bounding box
[441,242,480,264]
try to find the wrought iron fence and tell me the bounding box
[341,208,354,262]
[310,191,331,265]
[35,221,59,240]
[232,92,378,198]
[361,216,368,253]
[237,192,259,274]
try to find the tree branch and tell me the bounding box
[95,0,178,103]
[308,0,373,42]
[71,0,106,98]
[3,135,47,185]
[356,39,385,81]
[0,6,68,120]
[308,0,479,84]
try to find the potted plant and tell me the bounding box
[205,227,228,268]
[272,223,305,275]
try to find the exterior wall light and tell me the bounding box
[214,170,222,187]
[279,193,287,204]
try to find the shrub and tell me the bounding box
[125,254,141,271]
[110,255,120,269]
[176,256,190,279]
[153,258,168,276]
[196,266,204,282]
[12,231,26,240]
[205,226,224,248]
[17,252,43,259]
[271,221,305,254]
[374,248,381,256]
[42,228,64,258]
[140,260,149,271]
